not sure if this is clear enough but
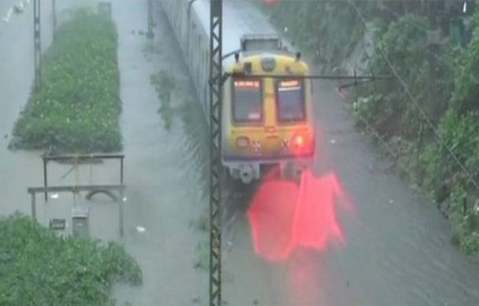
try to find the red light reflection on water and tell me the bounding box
[286,251,322,306]
[247,168,353,262]
[263,0,279,7]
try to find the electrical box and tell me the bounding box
[72,207,90,238]
[49,218,67,238]
[49,218,66,230]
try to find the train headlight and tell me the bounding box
[261,57,276,72]
[232,63,244,75]
[236,136,249,148]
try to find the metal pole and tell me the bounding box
[120,157,124,185]
[31,192,37,221]
[119,188,124,237]
[43,157,48,201]
[52,0,57,41]
[428,1,439,110]
[147,0,154,38]
[187,0,199,58]
[119,160,125,238]
[33,0,42,91]
[209,1,222,306]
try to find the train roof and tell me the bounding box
[191,0,297,66]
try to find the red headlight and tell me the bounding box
[290,131,314,155]
[293,134,304,147]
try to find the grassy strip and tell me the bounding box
[10,9,122,153]
[0,213,142,305]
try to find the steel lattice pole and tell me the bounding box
[209,0,223,306]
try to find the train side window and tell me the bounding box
[275,79,305,122]
[232,78,263,124]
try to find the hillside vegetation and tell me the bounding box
[260,1,479,256]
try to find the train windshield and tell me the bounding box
[232,79,263,123]
[276,79,305,122]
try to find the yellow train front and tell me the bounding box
[221,35,315,189]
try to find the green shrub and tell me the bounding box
[434,11,479,255]
[150,70,177,131]
[11,9,122,153]
[0,213,142,306]
[363,12,479,254]
[450,10,479,113]
[448,182,479,255]
[261,0,479,256]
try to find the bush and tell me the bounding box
[448,182,479,255]
[150,70,177,131]
[355,11,479,254]
[450,10,479,113]
[10,9,122,153]
[424,110,479,212]
[436,13,479,255]
[0,213,142,306]
[259,0,479,256]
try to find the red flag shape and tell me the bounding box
[248,169,351,261]
[292,170,347,251]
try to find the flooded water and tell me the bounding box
[110,1,210,304]
[0,0,53,216]
[1,1,479,306]
[1,1,210,304]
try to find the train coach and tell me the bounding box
[159,0,316,189]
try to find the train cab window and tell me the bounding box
[276,79,305,122]
[232,79,263,123]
